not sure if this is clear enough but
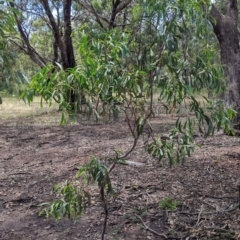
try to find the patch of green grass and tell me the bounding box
[223,231,234,239]
[159,197,180,210]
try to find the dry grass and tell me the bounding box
[0,93,209,125]
[0,97,59,120]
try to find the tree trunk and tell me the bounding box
[210,0,240,126]
[11,0,80,110]
[40,0,78,109]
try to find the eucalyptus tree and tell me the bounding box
[210,0,240,127]
[37,2,236,239]
[0,1,27,98]
[0,1,15,59]
[20,0,235,136]
[8,0,79,107]
[9,0,72,68]
[8,0,135,109]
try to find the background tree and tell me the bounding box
[6,0,240,126]
[0,1,28,100]
[8,0,79,107]
[18,0,234,133]
[7,0,134,109]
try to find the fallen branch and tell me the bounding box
[196,206,203,226]
[135,214,168,239]
[7,172,31,176]
[203,194,238,200]
[204,226,235,234]
[178,205,238,216]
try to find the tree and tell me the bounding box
[9,0,74,69]
[0,1,27,99]
[8,0,135,109]
[210,0,240,127]
[8,0,79,107]
[36,1,237,239]
[8,0,240,124]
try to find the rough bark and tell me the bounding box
[210,0,240,125]
[40,0,74,70]
[63,0,75,68]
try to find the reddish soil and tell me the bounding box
[0,112,240,240]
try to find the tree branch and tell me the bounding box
[109,0,132,29]
[9,2,46,67]
[135,214,168,238]
[75,0,110,27]
[9,39,28,55]
[40,0,68,69]
[109,0,121,28]
[89,2,106,30]
[116,0,132,15]
[75,0,132,30]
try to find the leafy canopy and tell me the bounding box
[35,0,236,233]
[22,0,235,164]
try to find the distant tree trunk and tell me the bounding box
[40,0,77,109]
[210,0,240,126]
[11,0,81,110]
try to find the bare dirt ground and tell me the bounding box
[0,102,240,240]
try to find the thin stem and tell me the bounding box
[100,185,108,240]
[120,136,139,159]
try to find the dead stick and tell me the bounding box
[196,206,203,226]
[135,214,168,239]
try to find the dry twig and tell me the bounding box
[135,214,168,239]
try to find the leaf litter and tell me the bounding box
[0,112,240,240]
